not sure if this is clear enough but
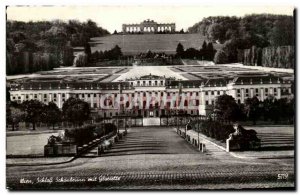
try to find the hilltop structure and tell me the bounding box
[122,19,175,34]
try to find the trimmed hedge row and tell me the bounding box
[64,123,117,146]
[192,120,235,142]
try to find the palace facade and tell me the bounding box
[9,73,292,118]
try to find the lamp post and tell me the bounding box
[117,83,123,135]
[177,82,183,134]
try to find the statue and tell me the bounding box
[227,123,260,151]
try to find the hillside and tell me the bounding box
[89,34,222,55]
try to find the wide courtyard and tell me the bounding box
[6,126,294,190]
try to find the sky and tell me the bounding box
[6,6,294,33]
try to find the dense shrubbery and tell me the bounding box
[192,120,235,142]
[64,123,117,146]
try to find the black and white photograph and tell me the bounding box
[4,4,296,190]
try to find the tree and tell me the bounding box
[176,43,184,58]
[74,53,88,67]
[214,49,227,64]
[62,97,90,126]
[44,102,61,129]
[199,41,207,59]
[22,100,45,130]
[244,96,260,125]
[215,94,242,123]
[207,23,224,42]
[7,103,24,131]
[184,48,201,59]
[206,42,216,61]
[110,45,122,60]
[84,41,92,62]
[113,30,118,34]
[269,18,294,46]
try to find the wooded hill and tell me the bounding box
[7,20,109,75]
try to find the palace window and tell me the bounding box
[149,81,151,85]
[211,100,214,105]
[160,81,163,85]
[205,101,209,105]
[155,81,158,86]
[44,94,47,98]
[237,89,240,97]
[143,81,146,86]
[18,96,21,99]
[137,81,140,86]
[190,92,193,96]
[76,94,79,98]
[196,92,199,96]
[81,94,84,98]
[94,94,97,97]
[211,91,214,95]
[26,95,29,99]
[265,88,268,93]
[161,92,164,96]
[87,94,90,98]
[94,103,97,108]
[205,91,208,95]
[245,89,249,97]
[217,91,220,95]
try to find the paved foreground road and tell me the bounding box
[6,127,294,190]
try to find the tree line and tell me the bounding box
[7,97,91,131]
[213,94,294,125]
[74,44,123,67]
[187,14,294,66]
[7,20,109,75]
[188,14,294,47]
[240,45,294,69]
[175,41,216,61]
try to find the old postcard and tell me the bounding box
[5,5,295,190]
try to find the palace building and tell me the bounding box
[9,72,292,119]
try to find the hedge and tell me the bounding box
[64,123,117,146]
[192,120,235,142]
